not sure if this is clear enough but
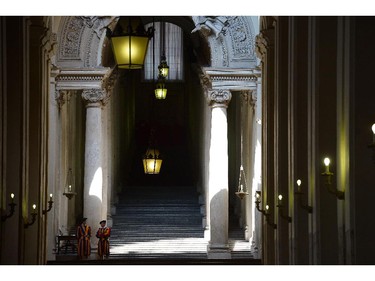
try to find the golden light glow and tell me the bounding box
[324,157,330,167]
[143,148,162,174]
[296,179,302,186]
[49,193,53,199]
[265,205,269,210]
[278,194,283,201]
[372,123,375,135]
[154,86,167,99]
[10,193,14,199]
[32,204,36,210]
[111,36,150,69]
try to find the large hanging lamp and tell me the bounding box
[108,17,154,70]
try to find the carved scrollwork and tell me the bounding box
[55,90,71,109]
[208,89,232,108]
[82,89,106,106]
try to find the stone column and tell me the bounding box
[207,89,232,259]
[81,88,107,247]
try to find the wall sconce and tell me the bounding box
[254,191,277,229]
[24,204,37,228]
[321,157,345,200]
[368,123,375,162]
[276,194,292,223]
[294,179,313,213]
[42,194,54,215]
[1,193,16,222]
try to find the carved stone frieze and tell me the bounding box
[191,16,229,39]
[60,16,85,60]
[102,67,119,95]
[255,29,275,61]
[227,17,255,60]
[207,89,232,108]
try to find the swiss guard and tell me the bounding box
[96,220,111,259]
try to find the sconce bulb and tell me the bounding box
[32,204,36,210]
[278,194,283,201]
[50,193,53,198]
[240,165,243,171]
[10,193,14,199]
[265,205,269,210]
[372,123,375,135]
[323,157,330,167]
[296,179,302,186]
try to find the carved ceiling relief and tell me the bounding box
[227,17,255,60]
[59,16,85,60]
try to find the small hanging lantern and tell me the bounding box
[158,54,169,78]
[63,168,77,200]
[142,128,163,174]
[154,75,167,99]
[143,148,163,174]
[235,165,249,199]
[108,17,154,70]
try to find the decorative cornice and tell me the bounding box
[203,67,260,91]
[54,67,110,91]
[207,89,232,108]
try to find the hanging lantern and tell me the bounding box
[108,17,154,70]
[158,54,169,78]
[235,165,249,199]
[154,76,167,99]
[143,148,163,174]
[63,168,77,200]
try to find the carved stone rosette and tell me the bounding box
[82,89,106,107]
[207,89,232,108]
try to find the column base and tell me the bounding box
[207,243,231,259]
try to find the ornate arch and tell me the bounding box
[56,16,117,68]
[56,16,258,70]
[191,16,258,68]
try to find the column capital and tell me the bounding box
[55,89,72,109]
[207,89,232,108]
[82,88,106,107]
[240,90,257,110]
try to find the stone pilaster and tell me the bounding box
[81,88,107,247]
[206,89,232,259]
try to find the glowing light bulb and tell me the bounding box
[10,193,14,203]
[372,123,375,135]
[49,193,53,199]
[32,204,36,210]
[278,194,283,201]
[296,179,302,192]
[324,157,331,173]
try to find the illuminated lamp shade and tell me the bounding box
[143,148,163,174]
[154,79,167,99]
[158,55,169,78]
[109,17,154,69]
